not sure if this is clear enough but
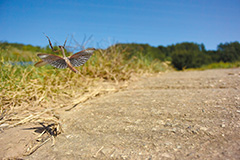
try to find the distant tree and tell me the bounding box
[116,43,165,60]
[217,42,240,62]
[170,42,211,70]
[199,43,206,52]
[158,45,170,60]
[205,50,219,63]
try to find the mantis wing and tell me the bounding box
[34,60,48,67]
[69,48,95,67]
[36,54,68,69]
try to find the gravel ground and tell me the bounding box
[1,68,240,159]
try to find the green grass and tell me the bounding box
[200,61,240,70]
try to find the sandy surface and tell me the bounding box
[1,68,240,159]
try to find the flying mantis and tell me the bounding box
[35,35,95,74]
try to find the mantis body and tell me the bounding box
[35,36,95,74]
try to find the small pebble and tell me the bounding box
[220,124,225,128]
[171,128,177,133]
[162,153,174,158]
[200,127,208,131]
[177,145,181,149]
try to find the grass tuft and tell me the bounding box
[0,44,167,127]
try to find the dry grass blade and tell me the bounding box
[8,109,54,128]
[65,88,101,111]
[24,136,51,156]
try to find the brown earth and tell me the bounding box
[1,68,240,159]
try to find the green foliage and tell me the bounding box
[116,43,167,61]
[171,50,210,70]
[217,41,240,62]
[113,41,240,70]
[170,42,212,70]
[204,50,219,63]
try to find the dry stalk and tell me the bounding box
[24,122,62,156]
[8,108,54,128]
[93,146,104,158]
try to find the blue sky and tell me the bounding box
[0,0,240,50]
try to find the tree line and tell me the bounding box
[1,41,240,70]
[117,41,240,70]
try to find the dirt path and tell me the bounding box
[1,68,240,159]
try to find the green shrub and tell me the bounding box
[172,50,211,70]
[217,42,240,62]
